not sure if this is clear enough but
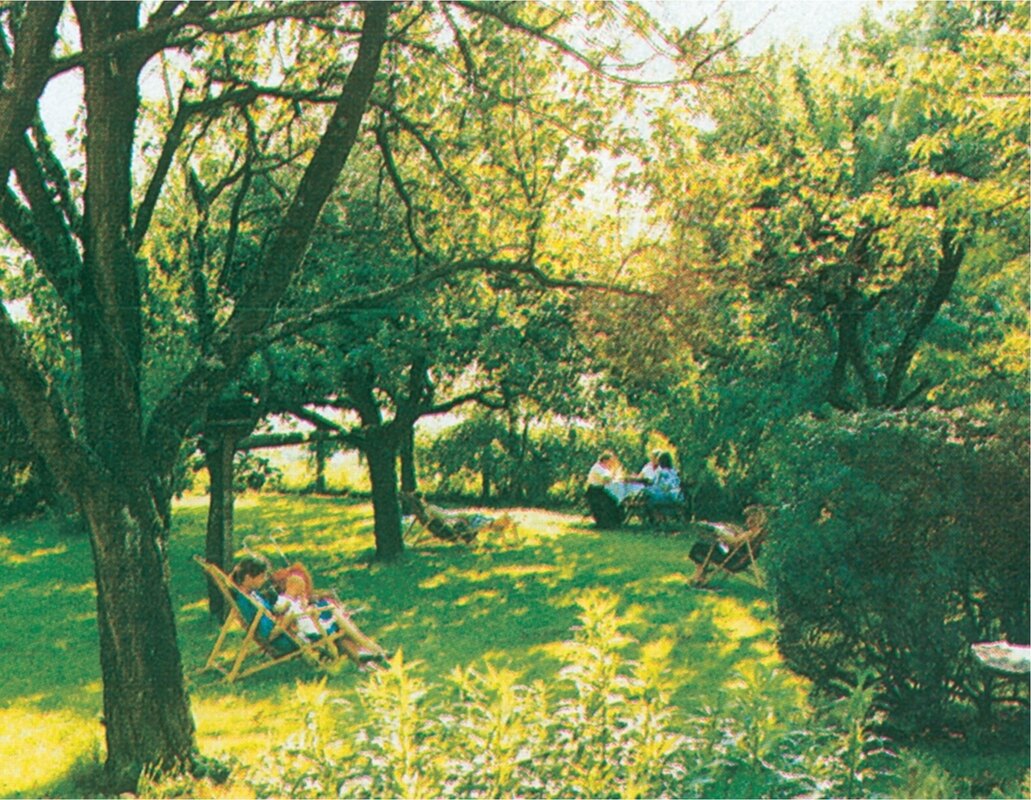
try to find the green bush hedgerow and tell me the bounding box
[247,591,900,799]
[759,408,1030,733]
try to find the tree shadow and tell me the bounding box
[5,495,789,796]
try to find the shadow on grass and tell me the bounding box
[0,516,104,798]
[175,497,783,714]
[4,493,786,797]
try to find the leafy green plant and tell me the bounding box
[760,408,1030,732]
[249,590,909,799]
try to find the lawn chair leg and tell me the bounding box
[226,615,264,682]
[687,538,724,588]
[202,616,235,673]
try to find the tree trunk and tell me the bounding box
[399,425,417,494]
[882,229,965,407]
[481,444,493,503]
[365,436,404,560]
[83,490,196,792]
[204,437,236,619]
[313,437,327,494]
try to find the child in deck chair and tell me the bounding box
[272,569,388,667]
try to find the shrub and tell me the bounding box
[423,415,643,506]
[759,408,1030,732]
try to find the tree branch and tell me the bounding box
[0,305,104,501]
[144,2,391,477]
[262,257,653,346]
[0,3,63,184]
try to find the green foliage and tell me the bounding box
[585,0,1030,522]
[423,411,647,505]
[0,391,55,522]
[248,591,903,799]
[760,407,1030,731]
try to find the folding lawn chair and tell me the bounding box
[687,507,768,589]
[402,492,479,543]
[193,556,346,682]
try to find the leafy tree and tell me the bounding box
[0,3,737,784]
[0,3,384,787]
[665,0,1026,409]
[583,1,1028,512]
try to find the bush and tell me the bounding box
[423,415,643,506]
[759,408,1030,732]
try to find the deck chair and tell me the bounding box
[688,507,768,588]
[194,556,346,682]
[402,493,480,543]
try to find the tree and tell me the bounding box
[0,3,387,787]
[649,0,1028,413]
[577,1,1028,511]
[0,2,736,785]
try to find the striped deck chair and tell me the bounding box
[194,556,345,682]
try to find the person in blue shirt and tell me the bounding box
[644,452,684,518]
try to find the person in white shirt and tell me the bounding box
[585,451,625,528]
[587,451,618,486]
[632,449,663,484]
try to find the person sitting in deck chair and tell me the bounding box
[688,506,768,586]
[272,570,388,668]
[402,492,516,543]
[232,555,386,668]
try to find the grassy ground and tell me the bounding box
[0,493,1025,797]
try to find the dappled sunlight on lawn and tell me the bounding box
[699,592,773,641]
[0,706,102,797]
[193,692,294,763]
[419,562,557,590]
[5,494,799,794]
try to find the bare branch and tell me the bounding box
[453,0,716,88]
[263,256,653,346]
[374,115,431,263]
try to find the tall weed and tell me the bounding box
[250,591,899,798]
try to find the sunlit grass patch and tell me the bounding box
[0,706,102,797]
[4,492,813,796]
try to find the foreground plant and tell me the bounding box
[248,590,909,799]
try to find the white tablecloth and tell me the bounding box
[606,480,645,504]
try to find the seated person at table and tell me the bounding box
[644,452,684,517]
[587,451,619,487]
[585,451,625,528]
[629,449,663,485]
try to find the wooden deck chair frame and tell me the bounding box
[690,509,768,589]
[194,556,346,682]
[402,492,477,543]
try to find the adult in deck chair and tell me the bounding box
[402,492,516,543]
[196,556,367,682]
[688,506,768,588]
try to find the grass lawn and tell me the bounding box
[0,493,1025,797]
